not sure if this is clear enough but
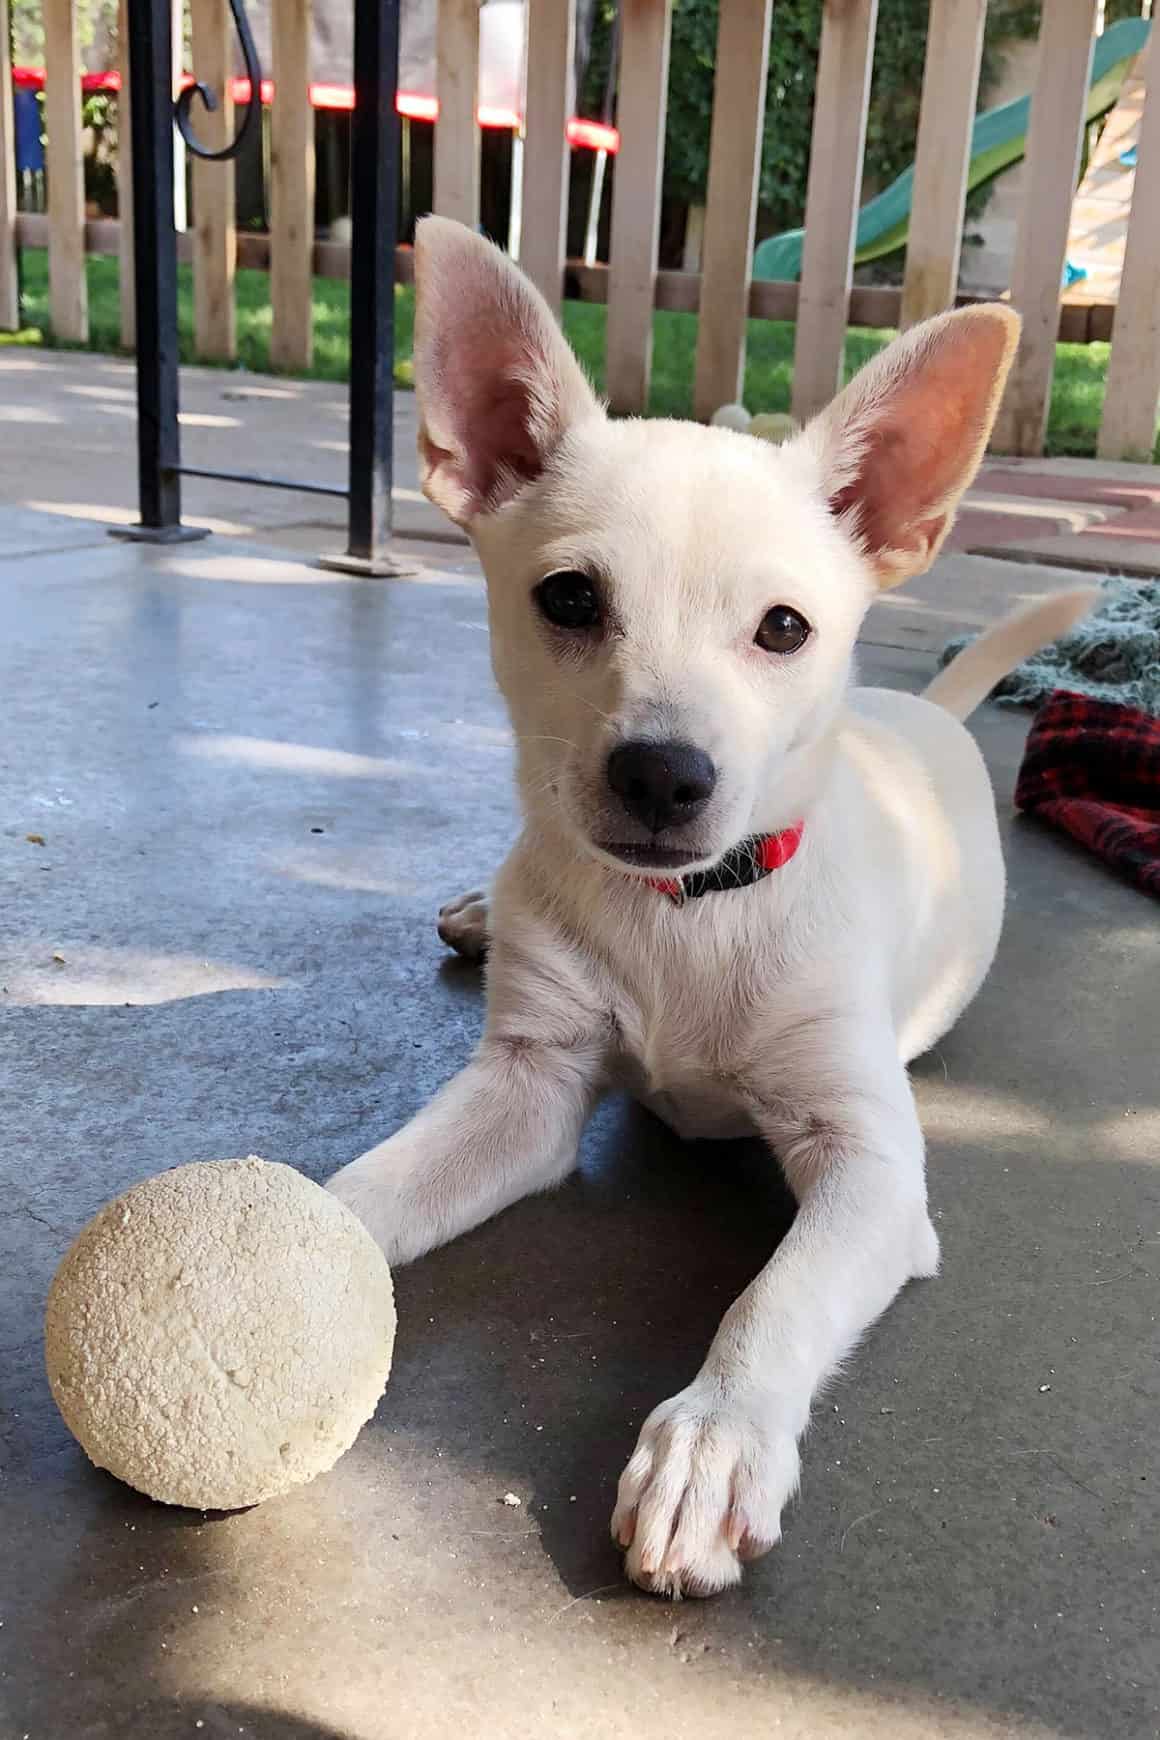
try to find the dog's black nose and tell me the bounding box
[606,741,717,834]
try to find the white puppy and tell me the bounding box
[329,218,1093,1598]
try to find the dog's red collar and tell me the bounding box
[643,823,804,905]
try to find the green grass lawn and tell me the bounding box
[7,247,1153,460]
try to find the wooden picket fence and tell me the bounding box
[2,0,1160,460]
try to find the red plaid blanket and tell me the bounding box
[1015,692,1160,900]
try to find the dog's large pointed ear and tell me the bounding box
[412,216,603,526]
[801,306,1020,589]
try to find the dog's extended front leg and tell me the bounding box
[328,1032,602,1265]
[612,1020,938,1598]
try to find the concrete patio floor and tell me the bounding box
[1,363,1158,1740]
[5,347,1160,577]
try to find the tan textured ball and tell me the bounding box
[45,1157,395,1510]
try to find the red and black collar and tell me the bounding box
[643,823,804,905]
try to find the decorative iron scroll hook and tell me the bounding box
[174,0,263,162]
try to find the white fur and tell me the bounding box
[329,220,1093,1599]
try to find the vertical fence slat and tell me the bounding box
[900,0,986,330]
[0,0,18,332]
[993,0,1098,456]
[270,0,315,371]
[171,0,187,235]
[1097,67,1160,460]
[43,0,89,341]
[605,0,672,415]
[190,0,237,361]
[790,0,878,424]
[117,0,135,348]
[434,0,481,228]
[519,0,575,315]
[692,0,773,421]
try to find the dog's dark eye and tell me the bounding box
[534,570,601,631]
[755,605,810,655]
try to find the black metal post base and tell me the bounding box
[110,523,212,545]
[316,548,415,578]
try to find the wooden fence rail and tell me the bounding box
[42,0,87,341]
[190,0,237,362]
[0,0,18,331]
[605,0,672,416]
[1098,48,1160,460]
[691,0,772,422]
[2,0,1158,462]
[900,0,987,332]
[270,0,315,371]
[13,210,1121,345]
[433,0,481,230]
[791,0,879,424]
[519,0,575,316]
[993,0,1099,456]
[116,0,134,348]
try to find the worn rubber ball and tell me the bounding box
[44,1157,395,1510]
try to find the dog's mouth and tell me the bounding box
[594,840,710,871]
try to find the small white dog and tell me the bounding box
[329,218,1093,1598]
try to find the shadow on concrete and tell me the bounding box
[4,513,1158,1738]
[345,850,1159,1739]
[7,823,1157,1740]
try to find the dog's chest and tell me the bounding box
[620,1068,757,1141]
[599,914,772,1140]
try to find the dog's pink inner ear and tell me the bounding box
[419,335,546,515]
[823,309,1018,588]
[414,219,600,525]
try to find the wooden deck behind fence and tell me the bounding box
[3,0,1159,462]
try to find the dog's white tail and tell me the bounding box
[922,587,1099,722]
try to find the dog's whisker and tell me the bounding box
[514,733,581,753]
[574,695,618,728]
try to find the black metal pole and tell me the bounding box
[325,0,404,575]
[115,0,205,543]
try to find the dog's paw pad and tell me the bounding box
[611,1384,799,1600]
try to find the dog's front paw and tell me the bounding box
[611,1383,801,1598]
[437,888,489,960]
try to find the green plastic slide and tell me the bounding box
[752,16,1151,283]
